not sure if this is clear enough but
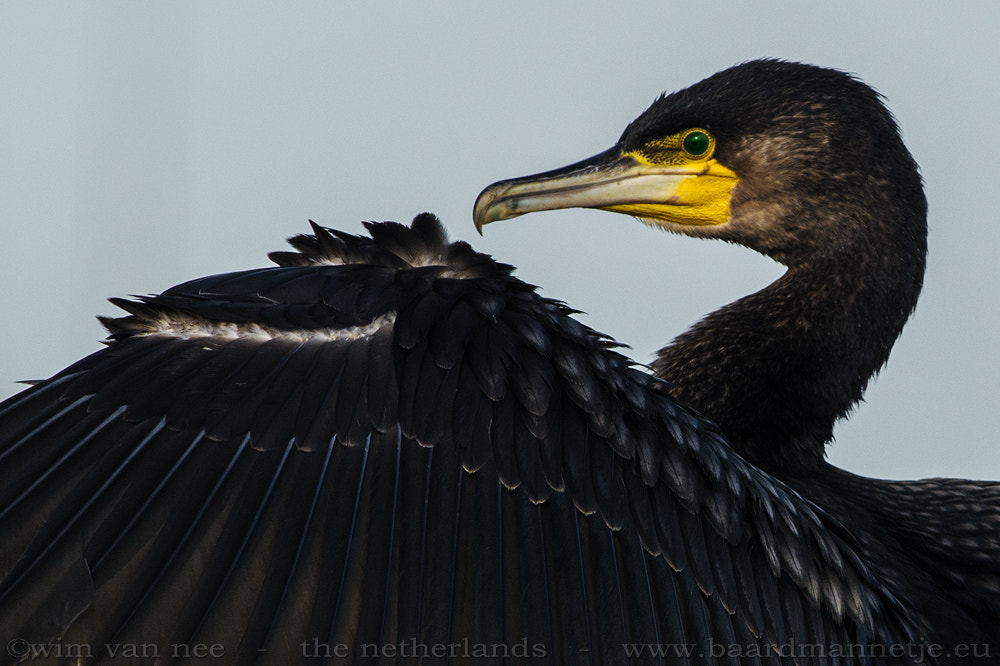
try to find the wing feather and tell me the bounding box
[0,216,922,664]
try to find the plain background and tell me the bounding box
[2,2,998,481]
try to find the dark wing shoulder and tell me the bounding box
[875,478,1000,635]
[0,214,919,664]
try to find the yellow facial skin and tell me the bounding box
[473,128,740,232]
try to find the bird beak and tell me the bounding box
[473,146,739,233]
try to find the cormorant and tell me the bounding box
[1,60,998,664]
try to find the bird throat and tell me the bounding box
[652,255,922,476]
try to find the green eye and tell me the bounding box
[682,130,711,157]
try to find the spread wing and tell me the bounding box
[0,215,918,664]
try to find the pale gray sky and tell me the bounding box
[2,2,998,481]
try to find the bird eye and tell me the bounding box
[682,130,712,157]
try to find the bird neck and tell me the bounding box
[653,240,925,475]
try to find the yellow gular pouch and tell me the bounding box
[606,129,740,227]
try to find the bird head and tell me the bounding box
[474,59,925,269]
